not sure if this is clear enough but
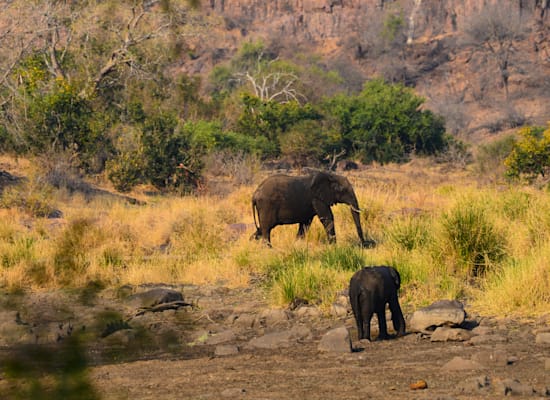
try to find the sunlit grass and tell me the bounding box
[1,157,549,319]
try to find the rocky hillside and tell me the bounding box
[187,0,550,141]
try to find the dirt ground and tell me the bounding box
[1,284,549,399]
[89,337,548,400]
[85,286,549,400]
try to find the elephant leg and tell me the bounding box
[360,294,374,341]
[389,297,406,336]
[363,311,373,341]
[376,306,389,340]
[251,228,262,241]
[259,225,273,247]
[312,200,336,243]
[350,291,364,340]
[297,219,313,238]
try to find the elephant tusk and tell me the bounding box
[350,205,363,213]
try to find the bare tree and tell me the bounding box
[234,52,306,103]
[463,2,528,99]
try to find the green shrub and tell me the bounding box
[505,124,550,182]
[323,79,448,164]
[441,201,507,276]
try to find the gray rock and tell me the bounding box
[458,375,491,394]
[215,345,239,356]
[471,349,510,367]
[471,326,493,336]
[206,329,236,345]
[293,306,321,319]
[248,331,293,349]
[256,309,290,328]
[467,334,508,345]
[494,379,537,396]
[330,304,348,318]
[409,300,466,333]
[247,324,312,350]
[430,327,473,342]
[318,326,351,353]
[441,356,485,371]
[535,332,550,345]
[228,313,256,330]
[126,288,184,308]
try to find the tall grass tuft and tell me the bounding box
[385,214,432,251]
[264,246,362,307]
[319,245,365,271]
[53,218,94,284]
[474,246,550,316]
[440,200,507,276]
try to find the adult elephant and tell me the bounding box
[251,170,375,247]
[349,266,406,341]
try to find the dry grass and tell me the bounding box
[1,156,549,318]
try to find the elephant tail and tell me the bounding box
[252,197,259,231]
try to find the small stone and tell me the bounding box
[409,380,428,390]
[430,327,473,342]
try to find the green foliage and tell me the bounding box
[140,113,203,193]
[505,125,550,182]
[441,200,507,276]
[2,336,100,400]
[279,120,325,166]
[106,151,144,192]
[382,11,405,43]
[236,95,321,157]
[324,79,447,163]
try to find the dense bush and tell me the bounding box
[323,79,448,163]
[505,124,550,182]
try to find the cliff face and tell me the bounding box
[190,0,549,134]
[203,0,549,46]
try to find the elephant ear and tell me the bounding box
[311,171,337,205]
[389,267,401,289]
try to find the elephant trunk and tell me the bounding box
[348,196,376,248]
[349,197,365,243]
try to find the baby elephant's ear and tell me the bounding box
[389,267,401,289]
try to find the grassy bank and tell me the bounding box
[1,158,549,319]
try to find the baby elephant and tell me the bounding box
[349,266,406,341]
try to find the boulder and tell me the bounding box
[318,326,351,353]
[409,300,466,333]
